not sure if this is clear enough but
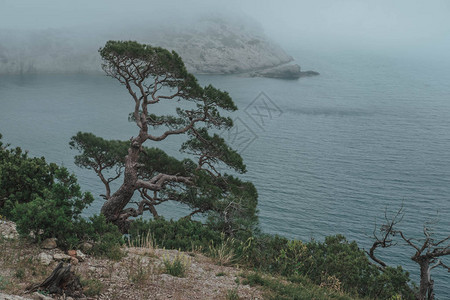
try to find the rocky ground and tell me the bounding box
[0,220,263,300]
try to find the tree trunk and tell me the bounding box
[416,258,434,300]
[101,139,141,231]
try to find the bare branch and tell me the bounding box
[367,206,404,267]
[136,174,192,191]
[183,209,203,219]
[397,230,421,253]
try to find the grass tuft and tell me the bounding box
[226,287,240,300]
[81,277,104,297]
[162,253,191,277]
[208,238,236,266]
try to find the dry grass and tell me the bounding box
[208,238,236,266]
[127,257,158,286]
[127,231,156,253]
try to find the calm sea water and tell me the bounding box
[1,49,449,297]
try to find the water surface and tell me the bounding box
[1,49,449,297]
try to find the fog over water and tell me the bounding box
[2,0,450,56]
[1,0,450,73]
[1,0,450,297]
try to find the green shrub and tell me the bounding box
[367,265,414,299]
[0,137,124,252]
[91,231,125,260]
[162,253,190,277]
[129,217,222,252]
[12,167,93,248]
[274,239,308,276]
[242,272,356,300]
[14,268,25,279]
[0,135,59,218]
[226,288,240,300]
[234,234,290,272]
[298,235,413,299]
[0,275,9,290]
[75,214,125,260]
[81,278,104,297]
[236,234,413,299]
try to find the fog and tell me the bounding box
[1,0,449,59]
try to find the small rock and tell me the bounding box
[32,292,53,300]
[252,64,320,79]
[37,252,53,265]
[80,241,93,252]
[41,238,57,249]
[252,64,302,79]
[0,292,29,299]
[0,220,19,239]
[53,253,71,261]
[299,70,320,77]
[70,257,79,265]
[76,250,86,261]
[68,249,77,257]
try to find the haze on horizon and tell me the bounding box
[1,0,450,61]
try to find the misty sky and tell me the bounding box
[1,0,450,57]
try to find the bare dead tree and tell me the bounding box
[368,206,450,300]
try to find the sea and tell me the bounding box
[1,47,449,298]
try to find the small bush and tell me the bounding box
[275,239,308,276]
[242,272,266,287]
[0,136,59,218]
[127,258,154,286]
[12,167,93,249]
[226,288,240,300]
[162,253,191,277]
[129,217,222,252]
[0,275,9,290]
[81,278,104,297]
[129,265,149,285]
[77,215,125,260]
[14,268,25,279]
[234,234,290,271]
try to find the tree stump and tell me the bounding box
[27,262,84,298]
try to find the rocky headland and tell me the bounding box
[0,16,317,78]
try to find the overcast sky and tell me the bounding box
[1,0,449,56]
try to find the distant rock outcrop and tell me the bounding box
[0,15,317,78]
[153,17,293,74]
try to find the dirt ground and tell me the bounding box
[0,220,263,300]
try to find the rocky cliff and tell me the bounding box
[0,16,296,75]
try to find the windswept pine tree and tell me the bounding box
[70,41,258,234]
